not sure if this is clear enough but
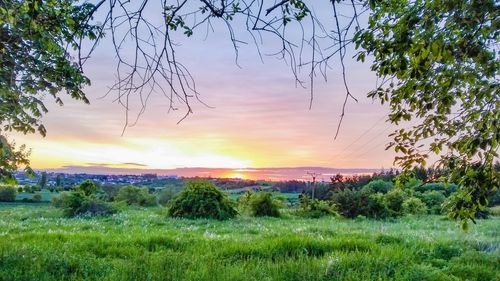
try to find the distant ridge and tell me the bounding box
[43,166,388,181]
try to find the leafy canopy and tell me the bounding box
[0,0,100,180]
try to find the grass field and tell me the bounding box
[16,189,58,202]
[0,205,498,281]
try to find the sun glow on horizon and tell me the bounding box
[19,136,253,170]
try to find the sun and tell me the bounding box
[227,172,247,179]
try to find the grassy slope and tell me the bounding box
[0,205,498,281]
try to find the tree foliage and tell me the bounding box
[0,135,31,183]
[0,0,100,180]
[354,0,499,227]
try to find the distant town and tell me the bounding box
[14,171,179,189]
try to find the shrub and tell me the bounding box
[100,184,121,201]
[417,191,446,214]
[366,193,390,219]
[167,179,237,220]
[297,194,337,218]
[414,182,458,196]
[402,197,427,215]
[246,192,283,217]
[0,186,16,202]
[76,180,97,196]
[51,191,71,208]
[52,191,119,217]
[32,194,42,202]
[158,188,178,206]
[385,189,406,216]
[79,199,121,217]
[115,186,157,207]
[362,179,392,194]
[330,189,368,218]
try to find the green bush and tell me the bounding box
[158,188,178,206]
[115,186,157,206]
[51,191,70,208]
[414,182,458,196]
[402,197,427,215]
[417,191,446,214]
[362,179,392,194]
[52,191,120,217]
[297,194,337,218]
[167,179,237,220]
[100,184,121,201]
[32,193,42,202]
[366,193,391,219]
[330,189,368,218]
[76,180,97,196]
[331,188,411,219]
[0,186,16,202]
[385,189,406,217]
[246,192,283,217]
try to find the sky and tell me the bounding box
[11,1,400,179]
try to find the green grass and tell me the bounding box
[16,189,59,202]
[0,205,498,280]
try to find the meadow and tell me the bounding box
[0,204,498,281]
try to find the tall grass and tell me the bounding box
[0,206,498,280]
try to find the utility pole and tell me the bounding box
[306,172,321,200]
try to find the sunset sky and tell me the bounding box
[11,2,400,176]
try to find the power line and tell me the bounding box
[330,114,387,161]
[333,124,394,162]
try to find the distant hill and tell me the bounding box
[46,166,386,181]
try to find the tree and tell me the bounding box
[55,174,63,187]
[0,0,100,180]
[0,135,31,183]
[76,179,97,196]
[354,0,499,229]
[37,171,47,189]
[1,0,498,227]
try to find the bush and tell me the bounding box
[385,189,406,217]
[51,191,72,208]
[167,179,237,220]
[76,180,97,196]
[100,184,121,201]
[32,193,42,202]
[115,186,157,207]
[158,188,178,206]
[0,186,16,202]
[366,193,391,219]
[79,199,122,217]
[414,182,458,196]
[402,197,427,215]
[417,191,446,214]
[52,191,119,217]
[297,194,337,218]
[330,189,369,218]
[246,192,283,217]
[362,180,392,194]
